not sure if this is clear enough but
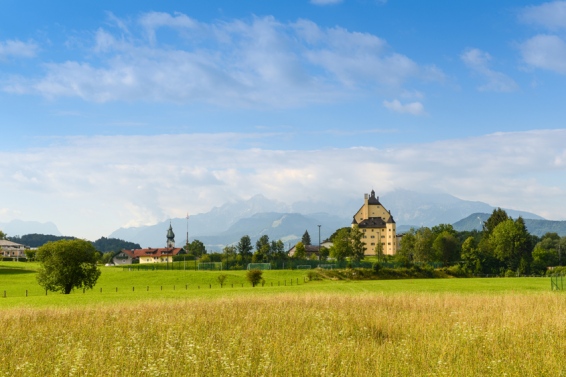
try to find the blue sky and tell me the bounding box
[1,0,566,239]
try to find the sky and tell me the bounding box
[1,0,566,240]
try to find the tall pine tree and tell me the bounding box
[302,230,312,246]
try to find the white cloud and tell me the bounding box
[382,99,425,115]
[3,13,442,107]
[460,48,518,92]
[520,34,566,74]
[0,39,38,60]
[519,1,566,30]
[1,129,565,239]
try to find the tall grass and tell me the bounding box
[1,292,565,376]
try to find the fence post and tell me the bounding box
[26,290,28,297]
[4,290,6,298]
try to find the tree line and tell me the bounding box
[397,208,566,275]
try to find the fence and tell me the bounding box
[551,274,564,290]
[0,277,309,299]
[120,259,449,272]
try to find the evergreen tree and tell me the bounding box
[302,230,312,246]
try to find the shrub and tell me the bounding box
[307,270,322,281]
[246,269,263,287]
[505,269,517,277]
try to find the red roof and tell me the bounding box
[122,248,183,259]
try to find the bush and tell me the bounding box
[505,269,517,277]
[546,266,566,276]
[438,265,469,278]
[307,270,322,281]
[246,269,263,287]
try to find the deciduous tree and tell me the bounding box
[293,242,306,260]
[36,239,101,294]
[350,225,365,262]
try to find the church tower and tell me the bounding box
[166,222,175,248]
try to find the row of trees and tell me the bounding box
[398,208,566,275]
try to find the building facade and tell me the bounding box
[351,190,397,256]
[113,222,183,265]
[0,240,28,259]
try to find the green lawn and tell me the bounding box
[0,261,553,309]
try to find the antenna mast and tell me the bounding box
[186,213,190,247]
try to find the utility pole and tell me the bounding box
[318,225,321,261]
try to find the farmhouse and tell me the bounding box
[352,190,397,256]
[113,223,184,265]
[288,240,333,258]
[0,239,29,259]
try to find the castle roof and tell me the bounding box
[357,217,387,229]
[121,247,183,259]
[368,189,381,205]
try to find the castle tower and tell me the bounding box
[352,190,397,256]
[166,222,175,248]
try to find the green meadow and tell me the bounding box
[0,261,551,308]
[1,262,564,376]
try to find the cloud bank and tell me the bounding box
[1,130,565,238]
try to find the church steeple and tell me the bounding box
[166,222,175,248]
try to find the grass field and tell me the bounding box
[1,262,564,376]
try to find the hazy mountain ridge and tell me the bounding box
[108,190,547,250]
[380,189,543,226]
[453,213,566,237]
[0,220,61,237]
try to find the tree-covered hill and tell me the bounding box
[91,237,140,253]
[8,234,140,252]
[8,234,77,247]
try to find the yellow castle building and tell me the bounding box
[351,190,397,256]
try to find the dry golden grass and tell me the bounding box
[1,292,566,376]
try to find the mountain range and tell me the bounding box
[5,190,560,250]
[453,213,566,237]
[109,190,548,251]
[0,220,61,238]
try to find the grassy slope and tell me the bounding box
[0,262,551,309]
